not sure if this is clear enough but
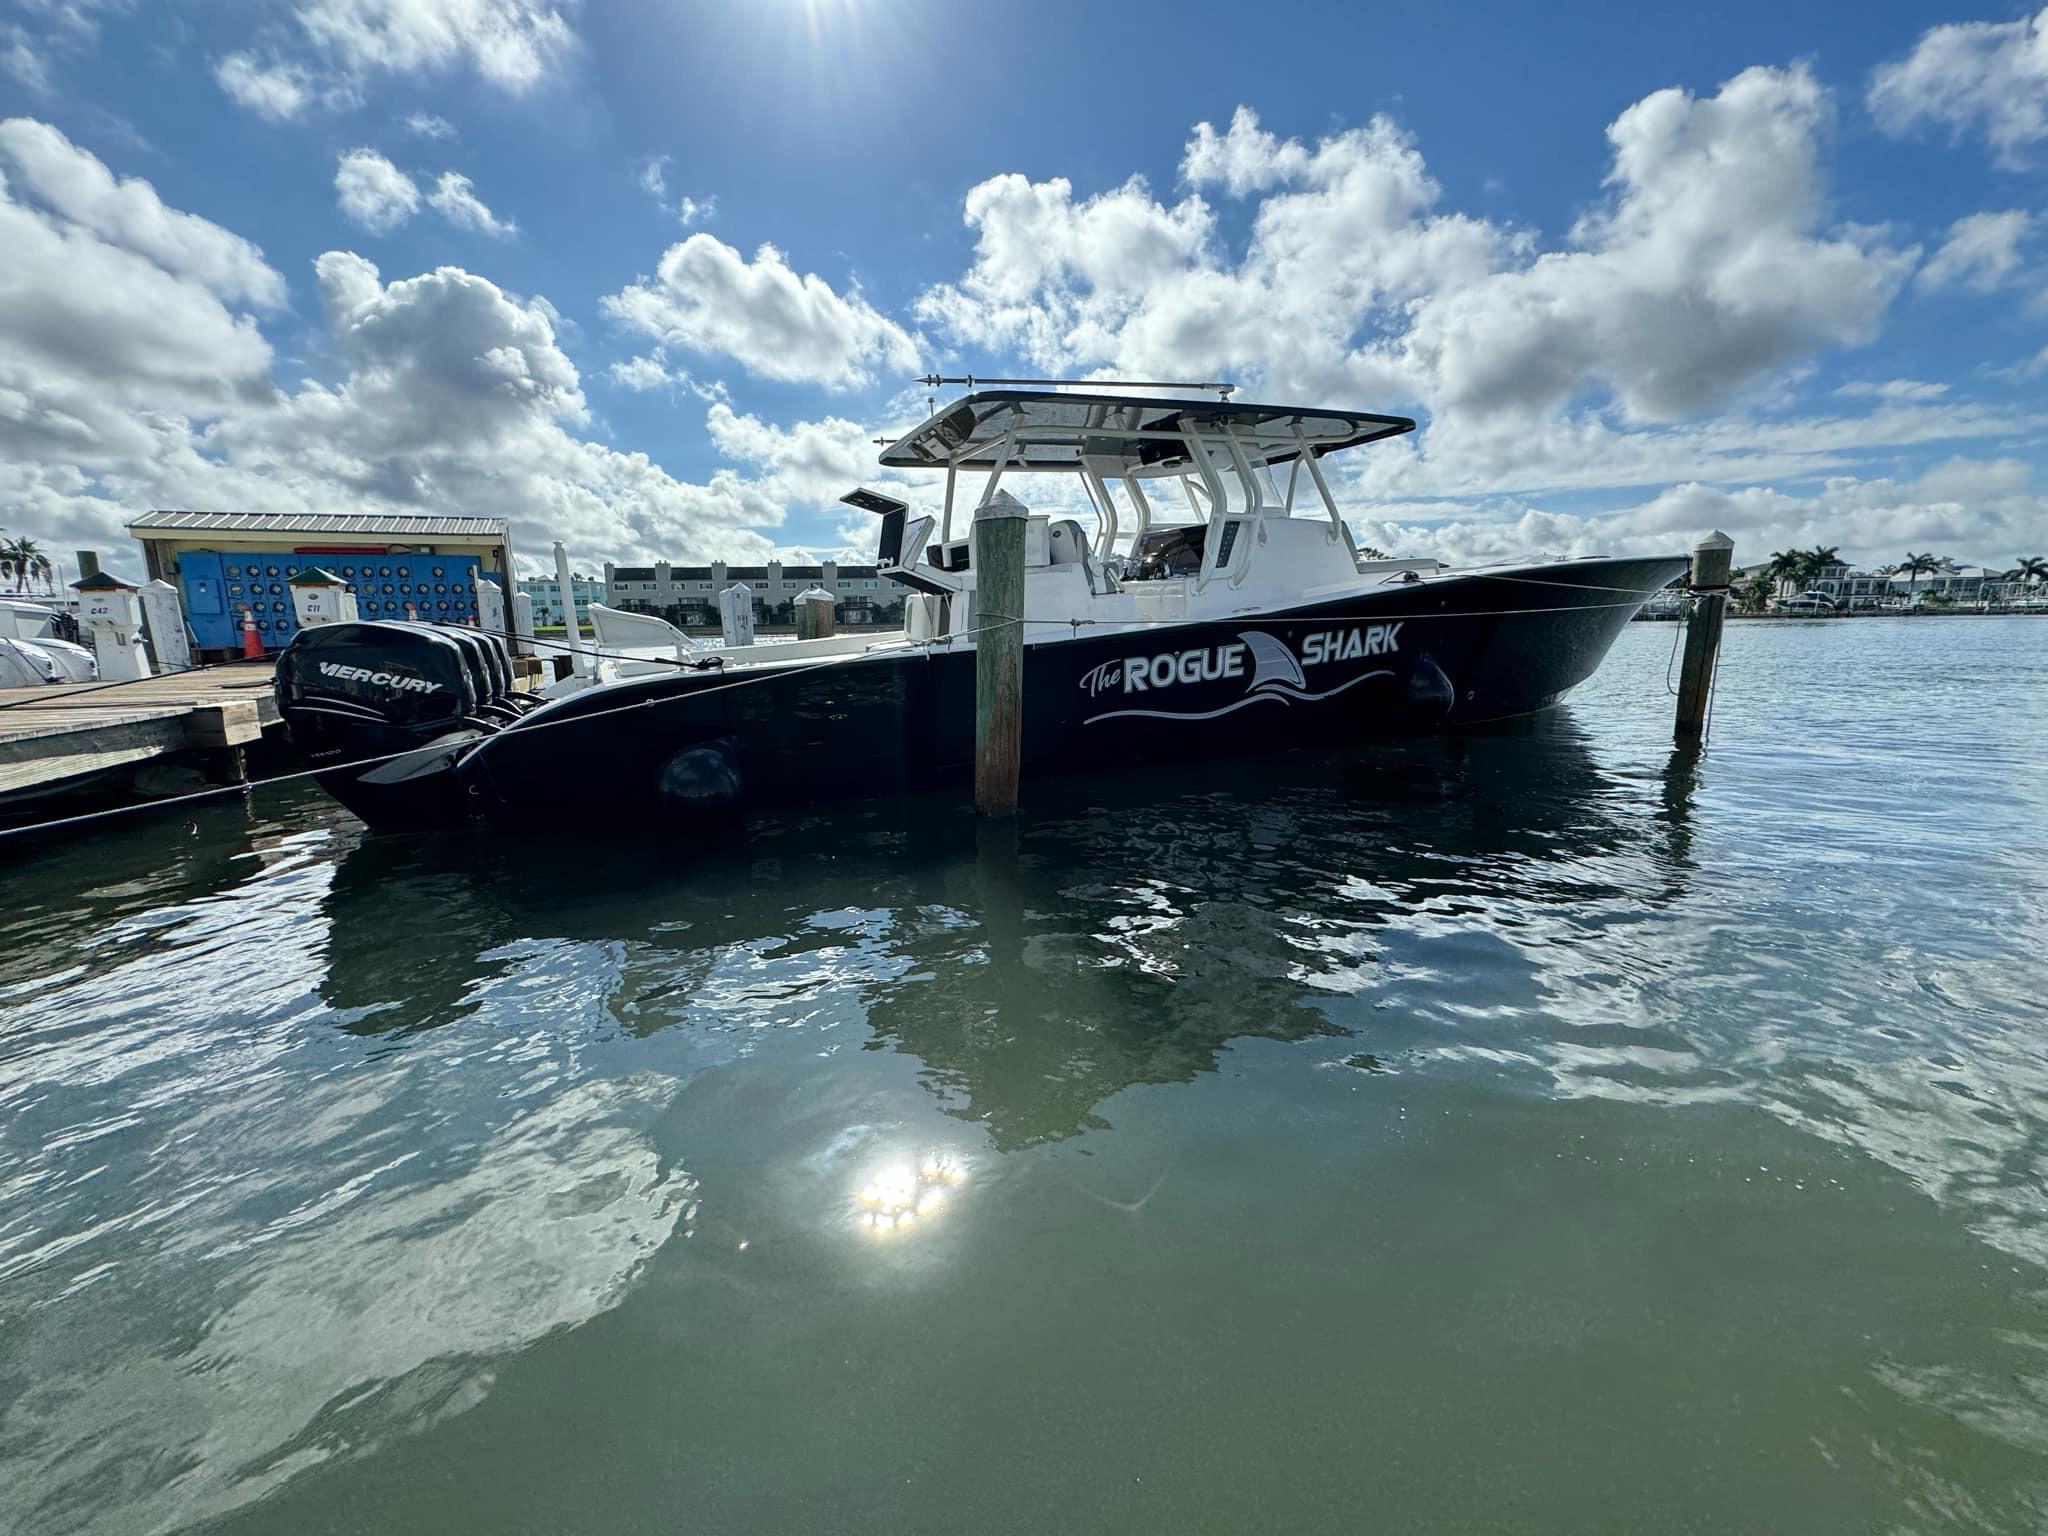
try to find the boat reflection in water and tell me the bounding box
[314,710,1696,1147]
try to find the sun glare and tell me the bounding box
[855,1152,968,1237]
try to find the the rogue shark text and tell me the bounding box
[1079,623,1404,700]
[1301,623,1402,667]
[1078,623,1409,724]
[1079,644,1243,698]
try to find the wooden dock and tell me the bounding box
[0,662,280,806]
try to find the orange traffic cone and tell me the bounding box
[240,609,263,658]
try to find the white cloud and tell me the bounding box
[1354,458,2048,572]
[1399,66,1912,446]
[602,234,920,389]
[1870,8,2048,166]
[213,52,310,121]
[2,0,122,94]
[0,118,285,307]
[920,71,1916,495]
[1180,105,1312,194]
[333,149,420,233]
[211,0,576,118]
[428,170,515,237]
[677,194,714,226]
[607,353,681,391]
[294,0,575,92]
[0,119,833,579]
[916,168,1223,377]
[0,129,278,545]
[1836,378,1949,401]
[704,401,888,506]
[1917,210,2035,293]
[3,26,51,92]
[638,154,667,198]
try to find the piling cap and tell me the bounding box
[1695,530,1735,552]
[72,571,137,591]
[796,586,834,603]
[287,567,348,588]
[974,489,1030,521]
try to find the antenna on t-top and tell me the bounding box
[916,375,1237,400]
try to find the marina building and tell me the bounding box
[604,558,896,627]
[128,510,514,655]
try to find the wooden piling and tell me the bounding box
[972,491,1028,817]
[1675,530,1734,744]
[794,588,836,642]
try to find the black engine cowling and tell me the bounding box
[275,621,513,829]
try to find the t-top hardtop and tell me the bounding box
[877,390,1416,476]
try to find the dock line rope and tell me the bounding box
[1664,598,1690,696]
[1022,593,1662,631]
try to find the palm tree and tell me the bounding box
[2004,556,2047,587]
[1899,551,1939,603]
[1803,545,1842,604]
[0,537,38,593]
[1767,548,1806,596]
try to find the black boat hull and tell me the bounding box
[278,556,1682,831]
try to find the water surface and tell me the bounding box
[3,617,2046,1533]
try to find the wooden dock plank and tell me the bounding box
[0,715,192,794]
[0,662,282,797]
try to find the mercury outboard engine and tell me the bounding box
[275,621,536,829]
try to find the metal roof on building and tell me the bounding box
[129,510,510,537]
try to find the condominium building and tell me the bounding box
[516,574,604,626]
[603,559,895,626]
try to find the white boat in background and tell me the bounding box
[1770,590,1839,615]
[0,597,98,687]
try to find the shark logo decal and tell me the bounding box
[1240,631,1305,691]
[1082,625,1401,724]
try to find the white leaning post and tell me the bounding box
[554,541,593,678]
[474,573,508,635]
[139,578,194,672]
[75,574,151,681]
[511,590,536,655]
[719,582,756,648]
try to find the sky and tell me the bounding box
[1,0,2045,582]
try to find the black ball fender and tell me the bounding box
[656,736,744,814]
